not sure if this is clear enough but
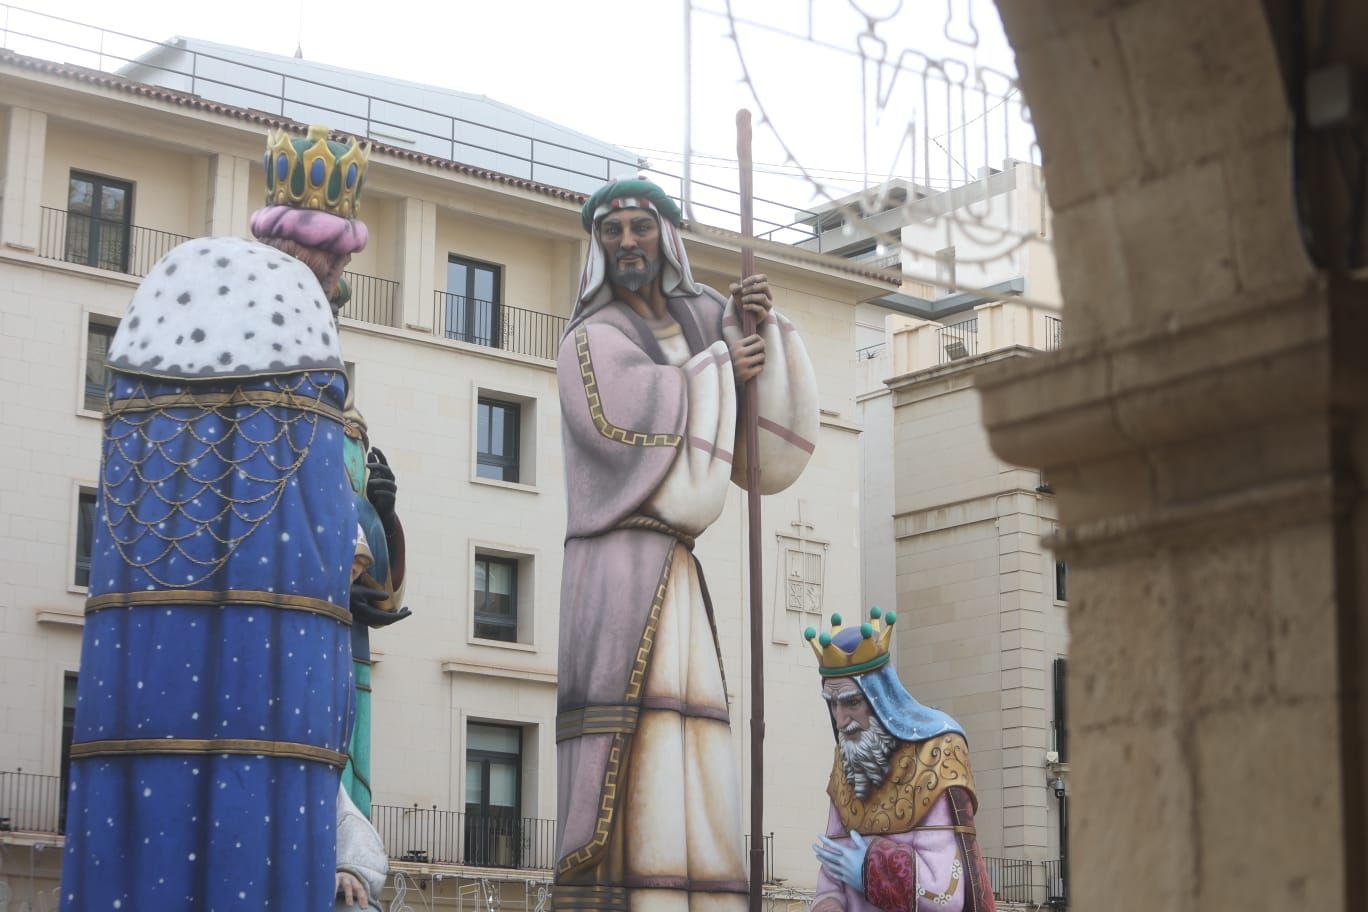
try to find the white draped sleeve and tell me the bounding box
[722,303,819,494]
[336,785,388,909]
[641,340,737,534]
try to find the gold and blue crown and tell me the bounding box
[263,124,370,218]
[804,607,897,677]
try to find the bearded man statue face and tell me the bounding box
[599,207,663,293]
[822,678,899,799]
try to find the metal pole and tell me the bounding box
[682,0,695,221]
[736,107,763,912]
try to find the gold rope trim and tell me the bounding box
[576,329,681,448]
[71,738,347,767]
[86,589,351,625]
[612,515,695,550]
[105,388,345,423]
[556,705,641,743]
[557,545,675,876]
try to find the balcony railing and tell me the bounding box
[984,856,1067,906]
[39,207,191,278]
[0,770,64,835]
[937,316,979,364]
[342,270,401,328]
[1044,314,1063,352]
[372,804,555,871]
[433,292,566,361]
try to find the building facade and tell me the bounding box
[849,163,1070,905]
[0,36,889,910]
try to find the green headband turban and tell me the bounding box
[581,178,684,232]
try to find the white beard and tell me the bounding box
[838,714,898,799]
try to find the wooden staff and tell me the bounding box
[736,107,765,912]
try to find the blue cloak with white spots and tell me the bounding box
[61,238,356,912]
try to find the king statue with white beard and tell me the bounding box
[806,610,997,912]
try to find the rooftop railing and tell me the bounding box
[937,316,979,364]
[984,855,1067,907]
[433,292,566,361]
[372,804,555,871]
[342,270,401,328]
[38,207,190,278]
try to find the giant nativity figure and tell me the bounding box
[553,177,819,912]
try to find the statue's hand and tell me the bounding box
[730,273,773,324]
[365,447,397,525]
[729,334,766,383]
[350,583,412,628]
[814,831,869,894]
[336,869,370,907]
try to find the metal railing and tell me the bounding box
[0,4,820,241]
[0,770,64,834]
[38,207,190,278]
[1043,315,1063,351]
[937,316,979,364]
[433,292,566,360]
[342,270,401,328]
[372,804,556,871]
[743,832,777,884]
[856,342,886,361]
[984,856,1067,906]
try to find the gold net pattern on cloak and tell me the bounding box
[98,372,344,590]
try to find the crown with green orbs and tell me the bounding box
[264,124,370,219]
[804,607,897,677]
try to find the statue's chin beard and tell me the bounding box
[610,255,660,293]
[839,714,898,799]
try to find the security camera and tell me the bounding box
[1044,750,1060,765]
[1050,777,1066,798]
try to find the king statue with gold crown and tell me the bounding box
[806,610,997,912]
[59,125,405,912]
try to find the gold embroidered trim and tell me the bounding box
[71,738,347,767]
[106,389,344,423]
[827,733,977,834]
[576,329,682,448]
[556,545,675,875]
[553,885,628,911]
[85,589,351,625]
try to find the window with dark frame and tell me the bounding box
[1055,560,1068,602]
[74,489,97,588]
[477,398,521,483]
[474,553,519,642]
[464,722,523,867]
[1052,657,1068,762]
[59,673,78,834]
[85,319,118,412]
[444,255,503,346]
[66,172,133,273]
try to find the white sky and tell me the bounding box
[16,0,1031,237]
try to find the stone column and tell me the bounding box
[399,196,436,332]
[985,1,1356,909]
[0,107,47,253]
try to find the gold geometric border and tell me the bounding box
[71,738,347,767]
[86,589,351,625]
[576,329,682,448]
[557,545,676,876]
[556,705,641,743]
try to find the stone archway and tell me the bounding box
[983,2,1367,909]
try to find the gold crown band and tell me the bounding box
[264,124,370,219]
[804,608,897,677]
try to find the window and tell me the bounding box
[84,319,118,412]
[465,722,522,867]
[66,172,133,273]
[1052,657,1068,762]
[443,255,502,346]
[74,489,97,588]
[477,398,521,483]
[474,553,519,642]
[1055,560,1068,602]
[59,673,78,834]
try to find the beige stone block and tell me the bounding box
[1223,135,1317,292]
[1008,15,1148,212]
[1194,701,1343,909]
[1069,555,1180,730]
[1115,0,1287,170]
[1069,722,1194,912]
[1114,160,1238,323]
[1268,523,1337,700]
